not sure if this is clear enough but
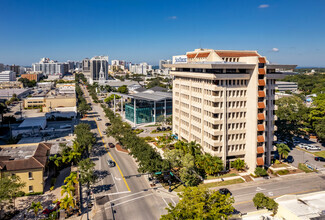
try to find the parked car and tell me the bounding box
[97,117,102,121]
[156,127,161,131]
[108,143,115,148]
[161,127,166,131]
[107,159,116,167]
[105,122,111,126]
[166,126,171,131]
[298,143,307,148]
[102,131,107,135]
[307,145,321,151]
[219,188,232,196]
[315,157,325,162]
[284,155,294,163]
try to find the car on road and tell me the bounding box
[219,188,232,196]
[107,159,116,167]
[97,117,102,121]
[307,145,321,151]
[315,157,325,162]
[102,131,107,135]
[105,122,111,126]
[108,143,115,148]
[284,155,294,163]
[298,143,307,148]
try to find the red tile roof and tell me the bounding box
[216,51,259,57]
[187,53,197,58]
[196,52,210,58]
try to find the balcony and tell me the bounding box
[258,102,265,109]
[258,91,266,98]
[258,57,266,63]
[258,79,266,86]
[257,135,265,142]
[258,68,266,75]
[257,113,265,120]
[257,146,265,154]
[257,157,264,166]
[257,124,265,131]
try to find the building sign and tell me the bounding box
[173,55,187,64]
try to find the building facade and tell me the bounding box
[0,71,16,82]
[90,56,109,83]
[159,59,172,69]
[20,73,42,82]
[129,62,152,75]
[32,58,68,75]
[275,81,298,92]
[165,48,296,172]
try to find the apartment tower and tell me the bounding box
[165,49,296,172]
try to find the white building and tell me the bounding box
[32,58,67,75]
[166,48,296,172]
[159,60,172,69]
[129,62,152,75]
[0,71,16,82]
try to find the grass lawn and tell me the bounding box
[313,151,325,158]
[205,173,238,180]
[272,163,289,168]
[298,163,314,173]
[169,178,245,192]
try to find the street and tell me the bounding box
[80,85,179,220]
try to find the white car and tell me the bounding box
[307,145,321,151]
[298,143,306,148]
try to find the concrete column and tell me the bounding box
[164,99,167,119]
[134,99,136,126]
[121,97,123,117]
[113,94,116,113]
[154,101,156,123]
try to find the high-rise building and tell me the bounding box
[82,58,91,77]
[165,48,296,172]
[9,65,20,75]
[159,60,172,69]
[0,71,16,82]
[0,63,4,72]
[32,58,67,75]
[129,62,152,75]
[90,56,109,83]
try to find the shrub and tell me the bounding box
[25,192,43,196]
[231,159,246,171]
[254,167,268,177]
[253,193,278,215]
[276,169,289,175]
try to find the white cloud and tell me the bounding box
[168,16,177,20]
[258,4,270,8]
[272,48,279,52]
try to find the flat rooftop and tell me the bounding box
[0,145,38,160]
[112,90,172,102]
[0,88,31,97]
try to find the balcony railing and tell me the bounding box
[258,91,266,98]
[258,79,266,86]
[258,102,265,109]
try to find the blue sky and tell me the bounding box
[0,0,324,66]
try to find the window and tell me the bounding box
[29,185,33,192]
[28,172,33,179]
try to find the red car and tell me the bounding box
[315,157,325,162]
[42,201,60,216]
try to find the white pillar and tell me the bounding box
[134,99,136,126]
[121,97,123,117]
[164,99,167,119]
[114,94,116,113]
[154,101,156,123]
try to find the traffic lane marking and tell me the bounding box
[233,188,318,205]
[94,119,131,192]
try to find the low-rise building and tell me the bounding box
[20,73,42,82]
[0,88,31,100]
[0,81,24,89]
[275,81,298,92]
[0,143,52,194]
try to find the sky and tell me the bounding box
[0,0,324,67]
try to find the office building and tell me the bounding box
[129,62,152,75]
[0,63,4,72]
[82,58,91,77]
[0,71,16,82]
[111,60,126,71]
[89,56,108,84]
[9,65,20,75]
[32,58,68,75]
[159,60,172,69]
[165,48,296,172]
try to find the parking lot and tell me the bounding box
[281,136,325,170]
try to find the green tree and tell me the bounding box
[61,184,75,197]
[253,193,278,215]
[161,187,234,220]
[117,85,128,94]
[28,202,43,220]
[254,167,268,177]
[64,172,78,187]
[78,101,91,116]
[276,143,290,161]
[164,149,183,168]
[59,195,75,214]
[179,167,201,186]
[196,154,223,175]
[315,119,325,142]
[231,159,246,171]
[78,158,96,186]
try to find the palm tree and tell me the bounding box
[59,195,75,214]
[50,154,63,168]
[28,202,43,220]
[61,184,75,197]
[64,172,78,187]
[276,143,291,161]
